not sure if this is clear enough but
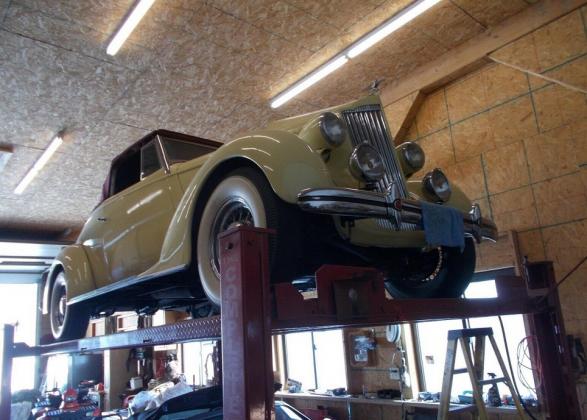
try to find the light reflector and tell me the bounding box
[107,0,156,56]
[14,135,63,195]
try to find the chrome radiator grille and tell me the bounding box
[342,104,415,231]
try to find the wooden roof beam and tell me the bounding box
[380,0,587,106]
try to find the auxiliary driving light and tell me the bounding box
[423,168,451,202]
[349,143,385,182]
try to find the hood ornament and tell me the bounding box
[368,79,384,95]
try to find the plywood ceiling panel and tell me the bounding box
[15,0,136,35]
[286,0,384,30]
[0,0,532,234]
[450,0,531,28]
[358,25,449,91]
[269,0,415,96]
[296,60,371,107]
[416,1,485,49]
[70,121,150,162]
[5,1,153,70]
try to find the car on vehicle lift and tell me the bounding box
[42,95,497,341]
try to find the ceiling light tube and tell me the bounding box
[14,135,63,195]
[270,56,349,108]
[269,0,441,108]
[107,0,156,56]
[0,146,13,173]
[347,0,441,58]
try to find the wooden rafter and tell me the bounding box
[380,0,587,106]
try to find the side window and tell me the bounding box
[141,141,161,179]
[111,150,141,196]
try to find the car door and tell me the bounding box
[78,199,117,288]
[100,139,184,285]
[78,148,143,289]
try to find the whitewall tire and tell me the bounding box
[196,171,268,306]
[49,271,89,341]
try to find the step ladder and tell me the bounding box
[437,328,526,420]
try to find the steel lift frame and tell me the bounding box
[0,226,581,419]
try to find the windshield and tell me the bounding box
[161,137,217,164]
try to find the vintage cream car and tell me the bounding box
[44,95,496,340]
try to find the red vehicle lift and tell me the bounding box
[0,226,581,419]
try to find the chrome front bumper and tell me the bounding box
[297,187,497,243]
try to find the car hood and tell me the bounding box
[170,95,383,172]
[266,94,382,135]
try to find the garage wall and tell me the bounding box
[343,327,403,396]
[383,8,587,342]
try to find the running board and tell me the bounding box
[67,264,187,306]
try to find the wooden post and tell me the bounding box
[459,337,488,420]
[438,335,457,420]
[473,336,486,383]
[526,262,582,419]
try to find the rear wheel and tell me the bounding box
[382,238,476,298]
[196,167,300,306]
[50,272,90,341]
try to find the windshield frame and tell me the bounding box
[102,130,222,202]
[159,136,219,166]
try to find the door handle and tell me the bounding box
[97,217,108,222]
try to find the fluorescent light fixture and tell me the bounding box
[270,0,442,108]
[0,146,13,173]
[270,56,349,108]
[107,0,156,56]
[14,135,63,195]
[348,0,441,58]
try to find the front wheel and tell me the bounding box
[196,167,301,306]
[50,272,90,341]
[382,238,476,298]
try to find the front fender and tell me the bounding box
[48,245,96,302]
[221,130,335,203]
[141,130,334,277]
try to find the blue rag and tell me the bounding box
[420,201,465,250]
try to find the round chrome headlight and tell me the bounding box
[319,112,346,146]
[399,142,425,173]
[349,143,385,182]
[423,168,451,202]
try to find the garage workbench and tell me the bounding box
[275,391,527,417]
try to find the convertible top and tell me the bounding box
[100,129,222,202]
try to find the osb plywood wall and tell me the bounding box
[281,327,407,419]
[384,7,587,341]
[343,327,404,395]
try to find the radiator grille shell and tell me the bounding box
[342,104,415,231]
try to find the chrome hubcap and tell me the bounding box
[53,285,67,327]
[209,198,254,278]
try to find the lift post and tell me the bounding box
[219,226,274,420]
